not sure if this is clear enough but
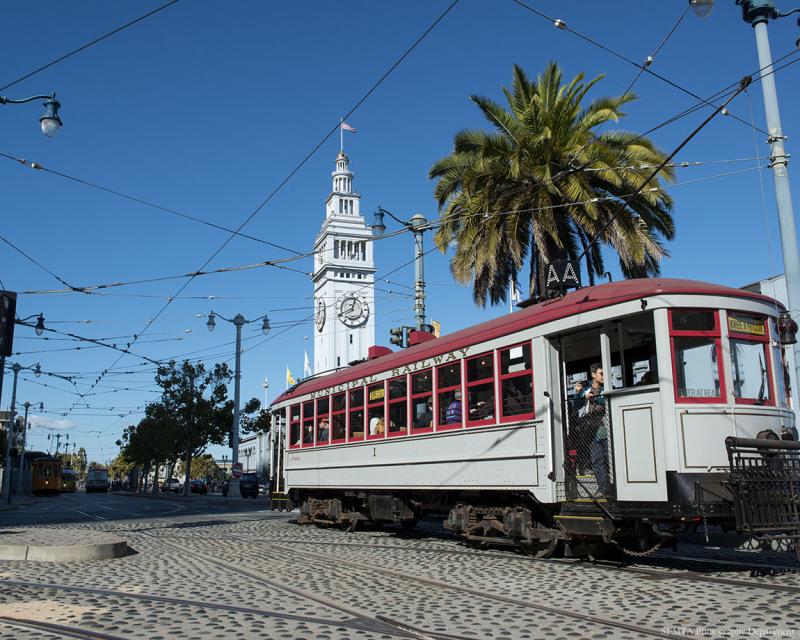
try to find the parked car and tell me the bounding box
[222,473,259,498]
[190,479,207,495]
[162,478,181,493]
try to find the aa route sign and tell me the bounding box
[231,462,243,479]
[545,260,581,293]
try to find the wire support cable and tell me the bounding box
[0,0,181,92]
[60,0,462,418]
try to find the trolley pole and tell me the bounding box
[4,363,20,504]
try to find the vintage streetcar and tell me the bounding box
[269,278,800,557]
[31,455,63,496]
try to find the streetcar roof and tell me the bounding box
[272,278,780,405]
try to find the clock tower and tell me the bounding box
[312,150,376,374]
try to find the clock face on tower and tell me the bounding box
[337,295,369,327]
[315,298,326,331]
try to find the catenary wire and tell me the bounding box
[55,0,463,418]
[510,0,771,137]
[0,0,182,92]
[621,3,690,96]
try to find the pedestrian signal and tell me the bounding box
[0,291,17,358]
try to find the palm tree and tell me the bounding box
[429,62,676,306]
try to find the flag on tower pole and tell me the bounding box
[340,120,356,151]
[286,366,295,389]
[510,279,522,313]
[304,350,312,378]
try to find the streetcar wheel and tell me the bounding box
[519,536,559,559]
[339,518,358,533]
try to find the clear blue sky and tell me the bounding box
[2,0,798,464]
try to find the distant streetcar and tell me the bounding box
[269,278,800,558]
[31,456,63,496]
[60,468,78,493]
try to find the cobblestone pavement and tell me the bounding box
[0,493,799,639]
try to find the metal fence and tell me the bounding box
[564,398,613,501]
[726,436,800,551]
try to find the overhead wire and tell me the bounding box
[60,0,462,418]
[0,0,181,92]
[621,3,690,96]
[0,152,303,256]
[509,0,771,136]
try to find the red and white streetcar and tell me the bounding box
[269,278,800,557]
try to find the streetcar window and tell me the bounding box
[608,313,658,388]
[349,387,365,440]
[331,392,347,442]
[316,397,330,446]
[729,315,772,405]
[302,401,314,445]
[466,352,495,425]
[289,404,301,448]
[500,343,533,420]
[387,376,408,436]
[672,310,716,333]
[367,383,385,438]
[670,309,724,403]
[411,370,433,431]
[673,336,723,400]
[437,363,462,429]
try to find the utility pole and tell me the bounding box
[692,0,800,407]
[4,363,20,504]
[182,372,196,497]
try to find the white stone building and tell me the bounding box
[312,151,376,374]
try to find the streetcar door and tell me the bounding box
[555,326,614,502]
[606,314,668,502]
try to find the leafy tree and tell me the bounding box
[117,359,266,493]
[241,399,271,436]
[108,452,133,480]
[177,452,219,480]
[74,447,88,478]
[429,62,675,306]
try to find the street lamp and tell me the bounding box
[205,311,270,498]
[0,93,63,137]
[371,207,431,330]
[3,361,41,503]
[692,0,800,406]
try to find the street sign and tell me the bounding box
[231,462,243,479]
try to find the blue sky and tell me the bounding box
[2,0,798,464]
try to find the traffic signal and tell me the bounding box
[0,291,17,358]
[389,326,404,348]
[778,311,798,345]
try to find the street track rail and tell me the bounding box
[0,615,127,640]
[264,541,671,638]
[0,578,433,638]
[135,531,441,639]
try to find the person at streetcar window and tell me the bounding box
[445,390,462,424]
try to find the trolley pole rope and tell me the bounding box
[577,75,753,265]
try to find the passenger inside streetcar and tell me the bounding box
[414,398,433,428]
[444,390,462,423]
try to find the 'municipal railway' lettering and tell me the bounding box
[307,347,470,399]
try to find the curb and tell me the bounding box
[0,540,128,562]
[116,492,266,505]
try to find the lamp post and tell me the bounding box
[4,362,41,503]
[0,93,63,137]
[371,207,431,329]
[692,0,800,404]
[15,400,43,494]
[206,311,270,498]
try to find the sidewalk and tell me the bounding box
[116,491,268,505]
[0,495,37,512]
